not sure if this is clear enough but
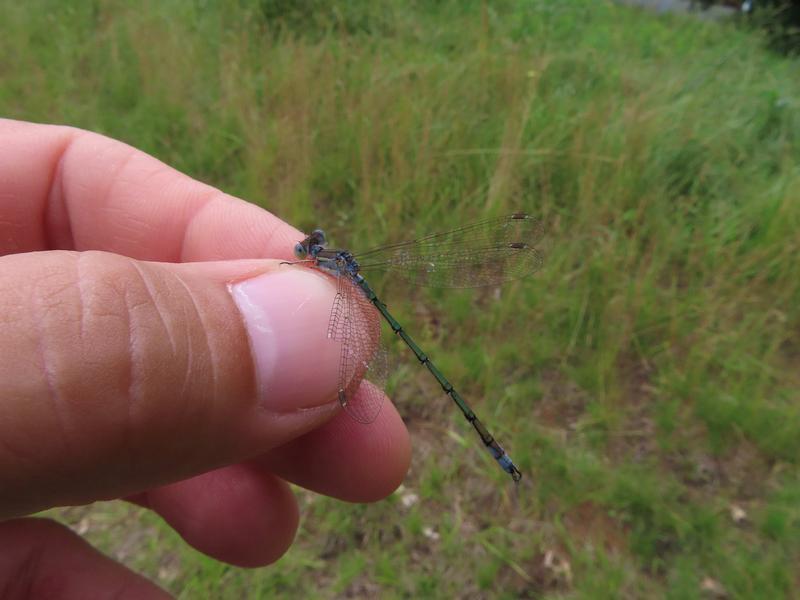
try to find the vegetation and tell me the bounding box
[4,0,800,596]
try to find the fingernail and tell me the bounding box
[230,269,341,411]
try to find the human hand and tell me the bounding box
[0,119,410,598]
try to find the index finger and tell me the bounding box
[0,118,300,261]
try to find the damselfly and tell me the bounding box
[292,213,544,483]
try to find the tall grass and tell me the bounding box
[5,0,800,596]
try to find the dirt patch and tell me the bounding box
[564,500,630,555]
[535,369,590,435]
[606,360,658,464]
[717,438,775,500]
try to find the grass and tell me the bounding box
[4,0,800,596]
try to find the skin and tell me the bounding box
[0,119,411,598]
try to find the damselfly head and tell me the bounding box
[311,229,326,245]
[295,229,328,259]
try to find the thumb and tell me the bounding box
[0,250,347,519]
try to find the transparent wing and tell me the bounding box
[356,213,545,288]
[328,273,385,424]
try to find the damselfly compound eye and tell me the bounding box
[312,229,326,245]
[294,243,307,259]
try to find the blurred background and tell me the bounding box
[3,0,800,597]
